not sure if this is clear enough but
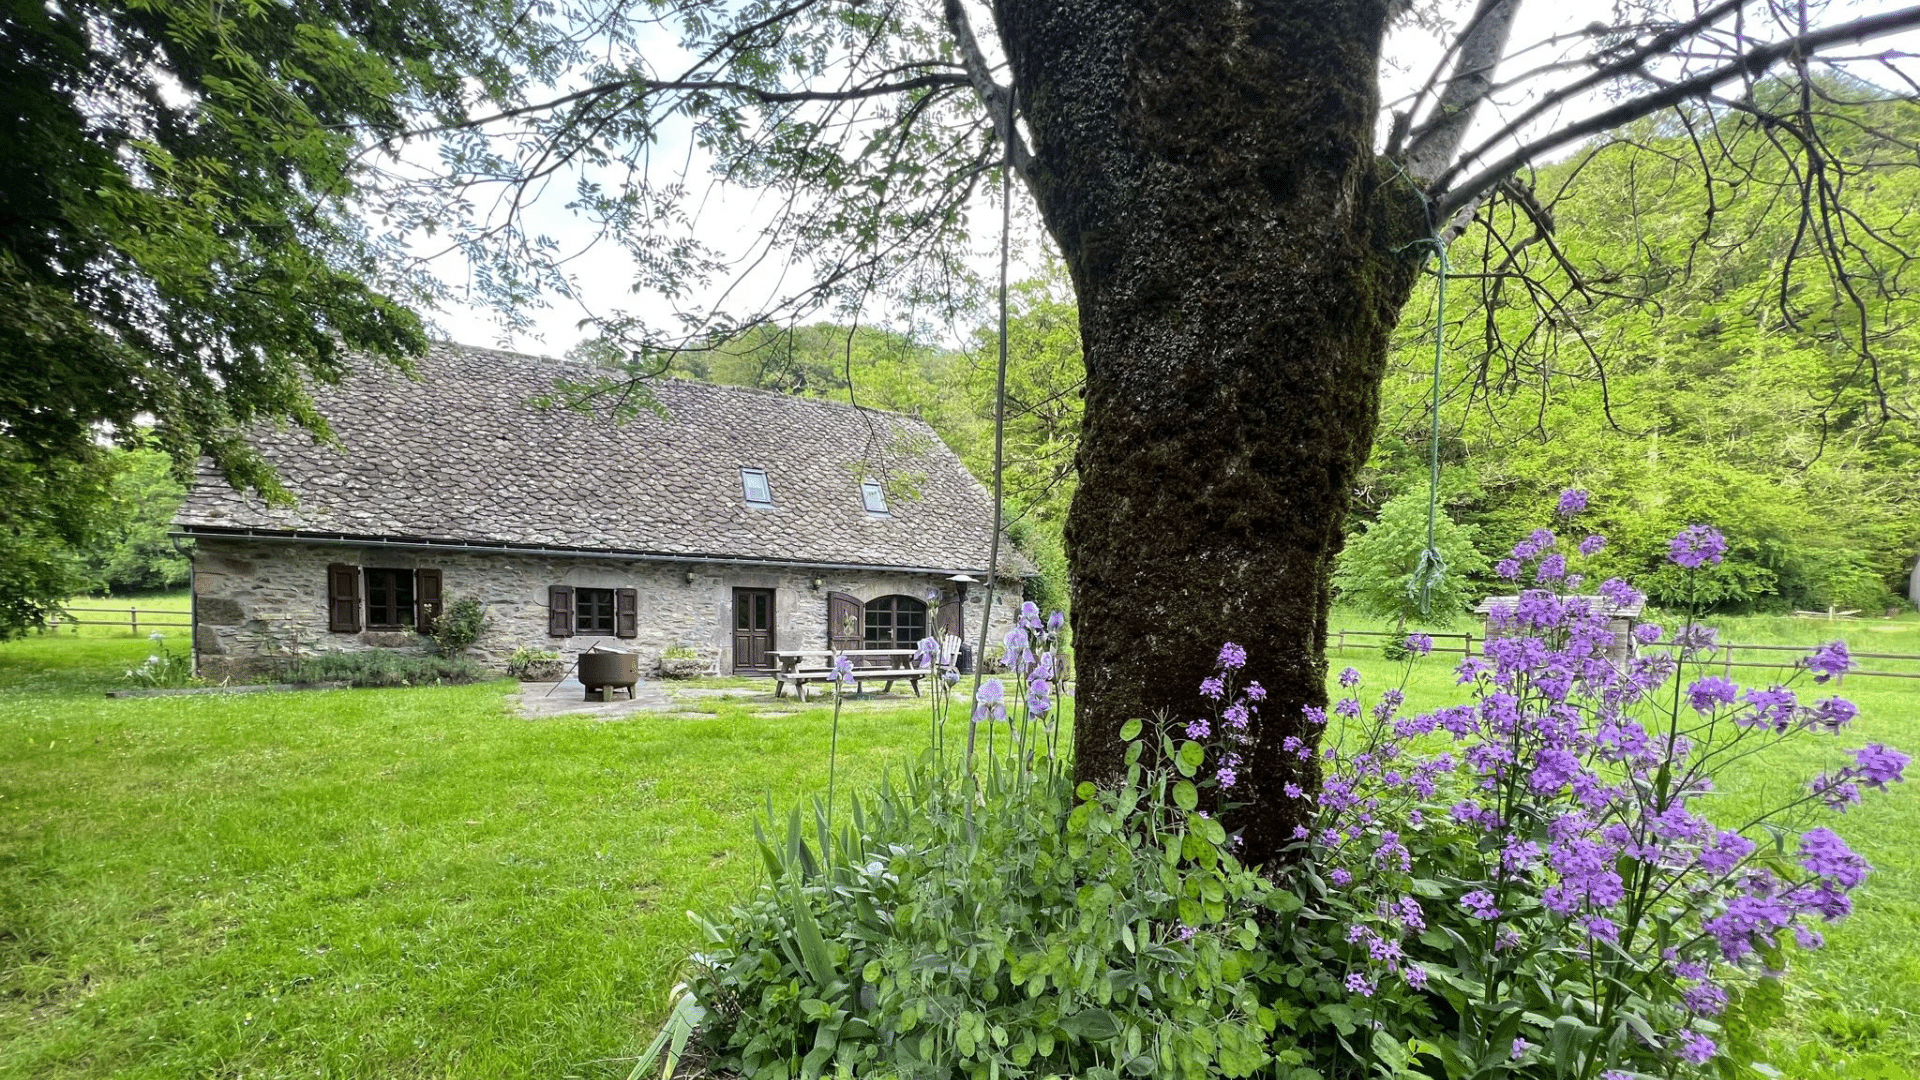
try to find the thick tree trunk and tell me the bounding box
[998,0,1429,865]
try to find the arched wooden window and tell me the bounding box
[863,594,926,650]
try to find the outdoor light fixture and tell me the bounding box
[685,571,696,585]
[948,573,979,601]
[810,577,823,591]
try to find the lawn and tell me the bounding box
[3,612,1918,1078]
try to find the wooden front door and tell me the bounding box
[732,589,776,673]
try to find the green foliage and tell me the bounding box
[281,650,488,688]
[427,597,489,658]
[1369,95,1920,615]
[120,634,197,689]
[0,439,118,638]
[661,643,699,660]
[673,694,1276,1078]
[80,449,189,595]
[1333,488,1491,628]
[504,645,565,680]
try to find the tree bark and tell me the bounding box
[997,0,1430,865]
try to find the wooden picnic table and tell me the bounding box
[769,648,928,701]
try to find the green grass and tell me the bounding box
[0,635,940,1079]
[4,616,1919,1078]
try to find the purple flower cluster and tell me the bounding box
[1283,508,1899,1077]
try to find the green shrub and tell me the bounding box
[283,650,487,688]
[505,645,565,679]
[661,642,698,659]
[656,615,1280,1080]
[428,596,489,657]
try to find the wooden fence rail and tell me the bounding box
[44,607,192,636]
[1333,629,1920,681]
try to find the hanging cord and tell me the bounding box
[1390,163,1451,619]
[967,96,1015,781]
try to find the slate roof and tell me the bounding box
[175,342,1029,575]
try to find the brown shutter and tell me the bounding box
[416,569,444,633]
[327,563,361,633]
[827,591,864,652]
[548,585,574,636]
[935,593,965,641]
[614,588,638,638]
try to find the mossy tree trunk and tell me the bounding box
[999,0,1429,865]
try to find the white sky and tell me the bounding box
[411,0,1914,357]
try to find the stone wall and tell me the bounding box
[190,537,1023,682]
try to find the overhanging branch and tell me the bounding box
[1431,4,1920,219]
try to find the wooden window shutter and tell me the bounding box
[416,569,444,633]
[614,588,638,638]
[827,591,865,652]
[327,563,361,633]
[548,585,574,636]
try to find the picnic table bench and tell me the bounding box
[770,648,929,702]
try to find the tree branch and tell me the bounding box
[941,0,1034,184]
[1427,0,1759,191]
[1431,4,1920,219]
[1404,0,1524,184]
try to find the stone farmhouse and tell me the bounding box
[174,343,1028,681]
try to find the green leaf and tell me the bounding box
[1060,1008,1121,1041]
[1120,718,1143,741]
[1176,740,1205,776]
[1173,780,1199,810]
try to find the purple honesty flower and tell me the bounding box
[1683,981,1728,1017]
[1217,642,1247,670]
[1633,622,1663,645]
[1344,972,1374,997]
[1216,767,1237,790]
[1339,667,1361,688]
[1808,696,1858,732]
[1579,534,1606,556]
[1687,676,1739,714]
[1329,867,1352,887]
[1223,702,1250,730]
[1404,966,1428,989]
[1808,641,1851,684]
[1404,633,1433,656]
[1199,675,1225,700]
[1510,1038,1530,1060]
[1852,744,1909,790]
[1496,557,1522,580]
[1676,1029,1717,1066]
[1668,525,1728,569]
[1173,923,1196,943]
[1333,698,1361,718]
[1245,681,1267,702]
[1460,890,1500,920]
[1536,553,1567,582]
[1285,782,1305,799]
[1558,488,1589,516]
[1186,718,1211,740]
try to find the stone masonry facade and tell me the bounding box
[191,537,1022,682]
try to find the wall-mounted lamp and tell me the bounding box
[947,573,979,602]
[810,577,823,591]
[685,571,697,585]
